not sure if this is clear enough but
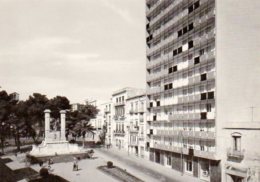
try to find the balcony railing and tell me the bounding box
[104,108,111,113]
[114,102,125,106]
[113,130,125,136]
[227,148,245,160]
[194,150,216,160]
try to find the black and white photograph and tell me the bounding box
[0,0,259,181]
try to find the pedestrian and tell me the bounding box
[48,158,54,171]
[73,157,78,171]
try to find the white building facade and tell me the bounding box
[126,92,150,159]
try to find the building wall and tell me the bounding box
[215,0,260,158]
[146,0,217,180]
[126,94,149,158]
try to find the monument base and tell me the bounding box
[29,140,86,157]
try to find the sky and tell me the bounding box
[0,0,146,103]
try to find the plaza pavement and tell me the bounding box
[2,147,202,182]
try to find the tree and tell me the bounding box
[47,96,70,119]
[0,91,17,153]
[26,93,49,142]
[11,101,28,151]
[67,104,98,141]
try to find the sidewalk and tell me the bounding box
[96,147,202,182]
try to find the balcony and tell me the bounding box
[188,75,201,85]
[138,107,145,113]
[147,69,167,82]
[113,115,125,120]
[147,87,161,95]
[113,115,119,120]
[169,113,200,121]
[194,131,216,140]
[115,101,125,107]
[129,109,134,114]
[104,108,111,114]
[227,148,245,160]
[130,126,139,133]
[194,150,216,160]
[113,130,125,136]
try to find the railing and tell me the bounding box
[114,102,125,106]
[147,87,161,95]
[113,130,125,136]
[227,148,245,160]
[194,150,216,160]
[104,108,110,113]
[147,69,167,82]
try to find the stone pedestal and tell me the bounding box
[30,109,85,157]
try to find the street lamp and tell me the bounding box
[127,126,130,156]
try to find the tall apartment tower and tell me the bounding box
[146,0,260,181]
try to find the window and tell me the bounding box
[153,115,157,121]
[178,30,183,37]
[167,155,172,166]
[183,27,188,34]
[201,112,207,119]
[201,73,207,81]
[201,93,207,100]
[194,1,200,9]
[208,92,214,99]
[164,84,168,90]
[150,102,153,108]
[232,135,241,151]
[188,54,193,60]
[206,103,212,112]
[188,5,194,13]
[188,41,194,49]
[194,56,200,64]
[169,67,173,74]
[173,49,178,56]
[173,65,177,72]
[186,160,193,172]
[169,83,173,89]
[178,47,182,54]
[200,145,205,151]
[156,101,160,107]
[188,23,194,31]
[200,49,205,55]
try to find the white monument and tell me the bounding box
[30,109,85,157]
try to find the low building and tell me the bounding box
[10,92,19,101]
[222,122,260,182]
[71,103,84,112]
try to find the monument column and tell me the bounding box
[44,109,51,142]
[60,110,66,141]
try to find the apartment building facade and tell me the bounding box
[103,101,113,146]
[126,92,149,159]
[111,88,144,150]
[146,0,260,181]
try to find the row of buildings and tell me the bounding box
[83,0,260,181]
[91,86,260,182]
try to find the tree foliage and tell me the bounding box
[0,89,99,152]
